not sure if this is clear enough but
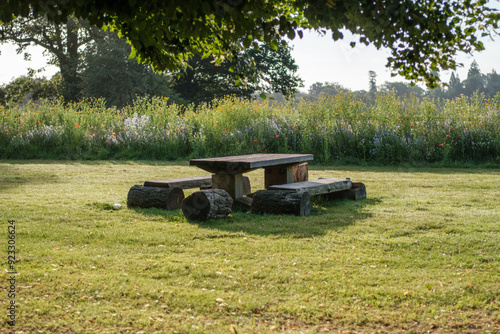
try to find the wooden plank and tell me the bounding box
[144,176,212,189]
[190,153,313,174]
[268,178,352,196]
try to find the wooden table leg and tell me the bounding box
[264,162,308,188]
[212,173,244,199]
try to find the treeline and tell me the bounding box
[292,61,500,103]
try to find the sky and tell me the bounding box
[1,24,499,92]
[289,29,500,92]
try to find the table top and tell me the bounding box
[190,153,313,174]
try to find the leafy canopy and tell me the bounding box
[1,0,499,87]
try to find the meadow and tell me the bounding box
[0,92,499,165]
[0,161,499,333]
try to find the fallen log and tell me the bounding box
[182,189,233,221]
[127,185,184,210]
[251,190,311,216]
[322,182,367,201]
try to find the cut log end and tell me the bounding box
[182,189,233,221]
[127,185,184,210]
[251,190,311,216]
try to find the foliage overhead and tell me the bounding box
[1,1,499,87]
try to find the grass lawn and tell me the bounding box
[0,161,499,333]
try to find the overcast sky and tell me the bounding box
[1,25,499,92]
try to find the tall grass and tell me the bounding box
[0,92,499,165]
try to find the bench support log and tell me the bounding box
[322,182,367,201]
[182,189,233,221]
[127,185,184,210]
[251,190,311,216]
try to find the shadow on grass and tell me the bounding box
[132,198,381,238]
[0,164,60,191]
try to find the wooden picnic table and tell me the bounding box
[190,153,314,200]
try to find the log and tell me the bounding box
[182,189,233,221]
[322,182,367,201]
[251,190,311,216]
[268,178,351,196]
[127,185,184,210]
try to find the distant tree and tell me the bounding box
[172,43,303,105]
[81,31,185,108]
[427,84,446,100]
[353,89,369,101]
[368,71,377,100]
[380,81,425,99]
[462,61,485,96]
[484,70,500,98]
[0,75,62,106]
[308,82,348,99]
[447,72,463,98]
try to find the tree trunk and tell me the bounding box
[251,190,311,216]
[127,185,184,210]
[60,17,81,101]
[182,189,233,221]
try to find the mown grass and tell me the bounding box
[0,161,499,333]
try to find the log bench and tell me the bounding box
[252,178,366,216]
[144,175,213,189]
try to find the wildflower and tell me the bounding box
[440,144,444,146]
[422,132,426,136]
[398,118,401,121]
[37,121,41,125]
[101,124,104,127]
[276,135,279,138]
[410,125,413,128]
[75,124,78,127]
[181,126,184,130]
[253,139,258,142]
[446,134,450,137]
[5,130,8,133]
[450,127,454,129]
